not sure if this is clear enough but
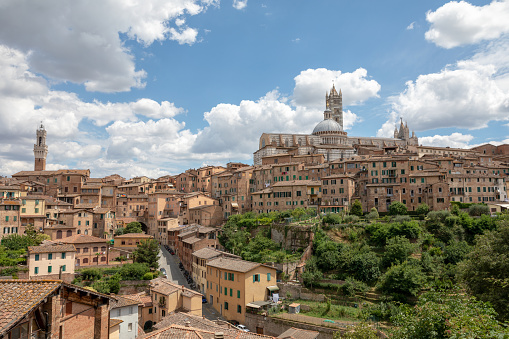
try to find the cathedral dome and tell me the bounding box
[312,119,342,135]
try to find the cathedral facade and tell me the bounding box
[253,85,418,165]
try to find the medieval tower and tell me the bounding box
[33,123,48,171]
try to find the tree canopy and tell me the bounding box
[133,239,159,269]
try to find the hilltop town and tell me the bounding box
[1,88,509,338]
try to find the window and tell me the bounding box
[62,252,66,259]
[35,254,40,261]
[224,302,228,310]
[48,266,52,273]
[224,287,227,295]
[253,274,260,282]
[128,323,133,332]
[237,305,242,314]
[5,216,8,222]
[237,290,240,298]
[267,273,271,281]
[148,308,152,314]
[34,267,39,274]
[62,265,66,272]
[21,208,26,213]
[48,253,53,260]
[230,288,233,297]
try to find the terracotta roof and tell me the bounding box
[149,278,201,297]
[124,292,153,307]
[207,257,262,273]
[152,313,274,339]
[109,319,123,328]
[198,226,216,233]
[0,280,61,335]
[278,328,319,339]
[110,295,141,309]
[114,233,153,239]
[75,203,100,209]
[12,169,90,177]
[192,248,224,260]
[183,237,202,245]
[62,234,108,244]
[28,243,76,254]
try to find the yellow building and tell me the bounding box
[113,233,154,251]
[206,257,277,324]
[149,278,202,322]
[20,196,46,231]
[192,247,240,295]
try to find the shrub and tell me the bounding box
[339,277,369,297]
[366,207,379,221]
[118,263,150,280]
[392,215,411,223]
[378,261,426,297]
[382,236,415,268]
[343,215,360,224]
[322,213,342,225]
[468,204,490,217]
[415,203,430,215]
[350,200,363,217]
[81,268,102,281]
[142,272,154,280]
[388,201,407,216]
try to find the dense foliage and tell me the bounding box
[115,222,144,235]
[133,239,160,269]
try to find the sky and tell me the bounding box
[1,0,509,178]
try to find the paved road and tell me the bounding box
[158,245,189,287]
[157,245,225,321]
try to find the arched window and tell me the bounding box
[101,256,106,262]
[77,259,80,265]
[56,230,62,239]
[93,257,98,263]
[101,246,106,252]
[77,230,81,234]
[66,230,72,237]
[83,258,88,264]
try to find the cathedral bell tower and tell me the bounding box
[324,84,343,130]
[34,123,48,171]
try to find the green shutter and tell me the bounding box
[237,290,240,298]
[253,275,255,282]
[267,273,271,281]
[230,288,232,297]
[224,287,227,295]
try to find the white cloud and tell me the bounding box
[425,0,509,48]
[50,142,103,161]
[388,61,509,131]
[0,0,217,92]
[130,99,185,119]
[292,38,301,43]
[292,68,381,109]
[233,0,248,10]
[419,132,474,148]
[406,22,415,30]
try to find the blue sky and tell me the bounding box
[0,0,508,178]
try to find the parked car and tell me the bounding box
[202,296,207,303]
[237,325,249,332]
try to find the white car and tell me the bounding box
[237,325,249,332]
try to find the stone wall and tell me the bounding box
[271,224,311,251]
[118,280,150,295]
[277,282,325,302]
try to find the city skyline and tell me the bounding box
[1,0,509,178]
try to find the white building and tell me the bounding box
[110,296,140,339]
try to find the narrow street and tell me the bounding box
[157,246,225,321]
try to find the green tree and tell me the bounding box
[378,261,426,297]
[302,258,322,288]
[241,232,280,263]
[133,239,160,269]
[114,228,125,236]
[366,207,379,221]
[0,246,25,266]
[322,213,342,225]
[350,200,363,217]
[390,288,509,338]
[382,236,415,268]
[118,263,151,280]
[468,204,490,217]
[388,201,407,216]
[415,203,430,215]
[459,221,509,321]
[334,322,379,339]
[125,222,143,234]
[1,234,36,251]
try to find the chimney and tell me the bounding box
[185,321,191,327]
[214,332,224,339]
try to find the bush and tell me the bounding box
[322,213,342,225]
[392,215,411,223]
[81,268,102,281]
[388,201,407,216]
[339,277,369,297]
[468,204,490,217]
[350,200,363,217]
[366,207,379,221]
[415,203,430,215]
[118,263,150,280]
[382,236,415,268]
[378,261,426,297]
[142,272,154,280]
[343,215,360,224]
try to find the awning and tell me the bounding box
[231,202,239,208]
[267,286,279,292]
[246,303,261,309]
[246,300,271,308]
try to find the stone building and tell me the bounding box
[254,85,418,165]
[33,123,48,172]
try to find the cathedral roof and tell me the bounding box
[312,119,342,135]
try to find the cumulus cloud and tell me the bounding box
[0,0,217,92]
[419,132,474,148]
[292,68,381,109]
[233,0,248,10]
[387,61,509,131]
[425,0,509,48]
[406,22,415,30]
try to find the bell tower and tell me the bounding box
[325,84,343,130]
[34,123,48,171]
